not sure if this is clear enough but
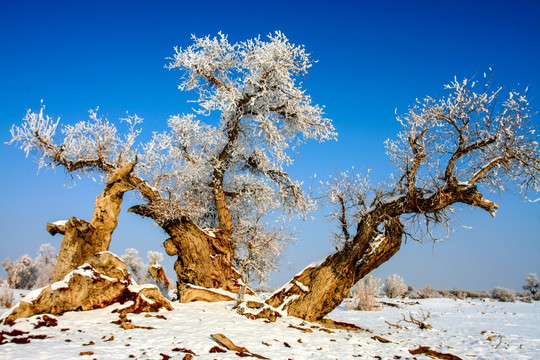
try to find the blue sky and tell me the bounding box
[1,0,539,291]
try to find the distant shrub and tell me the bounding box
[0,281,15,308]
[2,243,57,290]
[34,243,57,288]
[409,284,442,299]
[2,255,39,290]
[450,288,467,300]
[438,289,452,298]
[347,275,382,311]
[522,273,540,300]
[465,289,491,299]
[492,287,516,302]
[383,274,407,298]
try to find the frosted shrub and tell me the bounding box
[409,284,442,299]
[522,273,540,300]
[146,251,170,299]
[2,255,39,290]
[147,251,164,265]
[383,274,407,298]
[492,287,516,302]
[34,243,56,288]
[347,275,382,311]
[121,249,171,298]
[121,249,146,284]
[0,281,15,308]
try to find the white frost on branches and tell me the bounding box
[386,76,539,199]
[1,243,56,290]
[323,73,539,246]
[8,32,336,283]
[8,104,142,180]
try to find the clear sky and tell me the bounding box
[1,0,539,291]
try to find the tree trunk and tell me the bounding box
[50,161,136,282]
[160,219,249,301]
[266,217,403,322]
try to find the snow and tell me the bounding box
[18,286,46,303]
[50,281,69,291]
[127,283,158,293]
[294,281,310,293]
[52,220,67,226]
[1,298,539,359]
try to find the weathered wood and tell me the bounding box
[129,205,250,298]
[266,217,403,321]
[210,334,268,359]
[163,220,248,299]
[50,161,136,282]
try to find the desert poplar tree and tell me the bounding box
[9,32,336,297]
[266,74,539,321]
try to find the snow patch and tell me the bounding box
[128,283,158,293]
[50,281,69,291]
[294,281,310,293]
[140,294,155,305]
[20,287,47,303]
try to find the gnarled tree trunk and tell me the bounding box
[49,161,136,282]
[266,217,403,321]
[128,203,249,301]
[162,220,247,301]
[264,184,498,322]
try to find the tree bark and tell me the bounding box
[129,206,249,300]
[264,184,498,322]
[266,217,403,321]
[50,161,136,282]
[163,220,246,299]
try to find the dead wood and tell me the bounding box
[399,311,433,329]
[408,346,462,360]
[210,333,268,359]
[51,161,136,282]
[371,335,393,343]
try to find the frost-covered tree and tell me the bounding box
[9,32,334,298]
[523,273,539,299]
[9,106,142,281]
[266,74,539,321]
[2,255,39,290]
[383,274,408,299]
[129,32,335,297]
[121,248,146,284]
[34,243,57,288]
[2,244,56,290]
[346,275,382,311]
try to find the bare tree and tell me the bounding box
[266,74,539,321]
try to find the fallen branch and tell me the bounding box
[409,346,462,360]
[385,320,403,329]
[399,311,432,329]
[288,324,313,332]
[316,318,371,332]
[210,333,268,359]
[371,335,393,343]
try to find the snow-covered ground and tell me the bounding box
[1,294,539,359]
